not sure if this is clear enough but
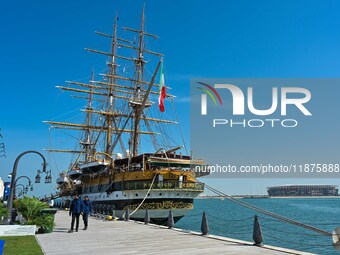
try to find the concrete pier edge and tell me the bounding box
[36,211,316,255]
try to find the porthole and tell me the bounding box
[135,193,139,197]
[159,193,162,196]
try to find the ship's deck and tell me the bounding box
[36,210,315,255]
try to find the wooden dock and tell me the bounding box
[36,211,315,255]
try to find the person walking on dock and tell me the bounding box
[82,195,92,230]
[68,195,83,233]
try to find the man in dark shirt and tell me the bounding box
[68,195,83,233]
[82,196,92,230]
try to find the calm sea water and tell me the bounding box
[176,198,340,255]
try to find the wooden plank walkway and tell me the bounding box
[36,211,314,255]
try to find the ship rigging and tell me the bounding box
[44,7,208,224]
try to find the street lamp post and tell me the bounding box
[14,177,34,197]
[6,151,47,224]
[15,184,26,196]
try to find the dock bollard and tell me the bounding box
[201,211,209,235]
[144,209,150,224]
[167,209,174,229]
[125,207,130,221]
[253,215,264,247]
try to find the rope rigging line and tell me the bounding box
[202,183,333,237]
[170,98,189,155]
[129,173,157,217]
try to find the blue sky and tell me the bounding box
[1,0,340,196]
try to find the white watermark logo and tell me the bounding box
[198,82,312,128]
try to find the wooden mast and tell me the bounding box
[131,6,146,157]
[45,7,169,160]
[105,15,118,157]
[83,68,94,162]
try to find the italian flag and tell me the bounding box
[158,62,166,112]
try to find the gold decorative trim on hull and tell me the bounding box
[125,201,194,210]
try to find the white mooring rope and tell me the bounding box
[129,173,157,217]
[202,182,333,237]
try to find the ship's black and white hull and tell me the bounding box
[54,188,200,224]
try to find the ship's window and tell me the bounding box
[177,193,179,196]
[147,193,150,196]
[135,193,138,197]
[116,194,118,197]
[159,193,162,196]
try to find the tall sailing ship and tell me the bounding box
[45,8,208,224]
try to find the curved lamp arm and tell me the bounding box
[15,188,23,193]
[14,176,32,187]
[16,184,25,190]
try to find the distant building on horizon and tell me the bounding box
[267,185,338,197]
